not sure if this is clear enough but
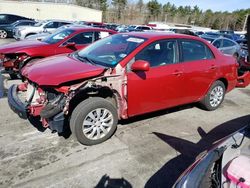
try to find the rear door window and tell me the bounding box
[222,39,235,48]
[180,40,214,62]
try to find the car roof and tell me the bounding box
[14,20,35,22]
[45,19,73,23]
[123,32,201,40]
[67,26,115,33]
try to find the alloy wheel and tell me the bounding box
[209,86,224,107]
[0,30,7,39]
[82,108,114,140]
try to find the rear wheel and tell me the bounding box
[70,97,118,145]
[0,30,7,39]
[200,80,225,111]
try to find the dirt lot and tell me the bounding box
[0,38,250,188]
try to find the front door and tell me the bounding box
[127,39,185,117]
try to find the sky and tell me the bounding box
[146,0,250,12]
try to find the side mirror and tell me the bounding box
[131,60,150,72]
[65,42,76,48]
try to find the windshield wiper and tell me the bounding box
[74,53,95,65]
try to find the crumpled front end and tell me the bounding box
[8,63,128,133]
[1,53,29,75]
[8,81,67,133]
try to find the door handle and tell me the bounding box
[210,65,217,70]
[172,70,183,76]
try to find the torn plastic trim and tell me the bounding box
[64,65,128,119]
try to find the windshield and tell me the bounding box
[77,34,147,67]
[42,29,75,44]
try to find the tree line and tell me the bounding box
[16,0,250,30]
[76,0,250,31]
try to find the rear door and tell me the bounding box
[179,39,217,103]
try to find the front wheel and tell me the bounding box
[70,97,118,145]
[200,80,226,111]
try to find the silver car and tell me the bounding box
[14,20,72,40]
[212,37,242,58]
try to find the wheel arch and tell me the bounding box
[217,77,228,90]
[68,86,120,117]
[25,32,37,38]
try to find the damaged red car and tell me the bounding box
[8,33,240,145]
[0,27,115,79]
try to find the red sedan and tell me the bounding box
[0,26,116,78]
[8,32,238,145]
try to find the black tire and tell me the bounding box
[200,80,226,111]
[70,97,118,145]
[9,73,18,80]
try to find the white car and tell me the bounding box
[13,20,72,40]
[25,24,88,41]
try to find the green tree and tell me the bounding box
[136,0,144,13]
[97,0,108,21]
[112,0,127,20]
[147,0,161,20]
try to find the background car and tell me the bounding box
[0,20,37,39]
[212,37,242,59]
[218,30,241,41]
[25,24,89,40]
[0,14,32,25]
[121,25,152,32]
[0,27,116,78]
[13,20,72,40]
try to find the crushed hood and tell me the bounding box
[22,54,105,86]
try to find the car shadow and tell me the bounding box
[28,116,72,139]
[28,101,196,140]
[120,103,196,125]
[95,174,132,188]
[144,115,250,188]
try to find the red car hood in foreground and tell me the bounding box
[0,40,47,53]
[22,54,105,86]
